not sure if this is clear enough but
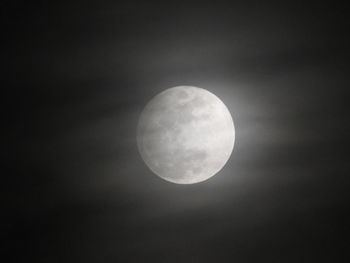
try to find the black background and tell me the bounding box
[6,1,350,262]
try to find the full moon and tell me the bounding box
[137,86,235,184]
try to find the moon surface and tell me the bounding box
[137,86,235,184]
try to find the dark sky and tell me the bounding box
[6,1,350,262]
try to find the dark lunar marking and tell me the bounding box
[187,150,208,162]
[177,90,189,99]
[158,115,177,129]
[177,110,195,124]
[151,149,209,181]
[192,166,203,174]
[191,95,207,108]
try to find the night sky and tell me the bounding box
[6,1,350,262]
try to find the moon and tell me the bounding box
[137,86,235,184]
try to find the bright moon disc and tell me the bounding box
[137,86,235,184]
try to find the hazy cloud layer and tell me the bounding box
[7,1,349,262]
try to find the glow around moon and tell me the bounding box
[137,86,235,184]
